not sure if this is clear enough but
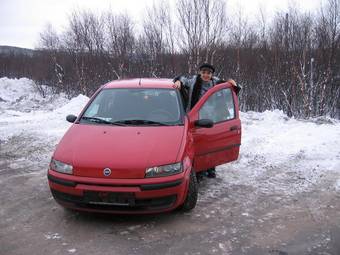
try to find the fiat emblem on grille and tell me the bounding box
[103,168,111,176]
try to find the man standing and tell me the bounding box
[173,63,240,178]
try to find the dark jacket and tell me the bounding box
[173,74,240,111]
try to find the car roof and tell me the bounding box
[103,78,175,89]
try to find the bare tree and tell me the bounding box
[105,12,135,78]
[177,0,205,72]
[39,23,60,50]
[38,23,65,95]
[176,0,228,72]
[201,0,228,63]
[315,0,340,115]
[138,0,177,76]
[229,4,250,75]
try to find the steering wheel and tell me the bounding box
[147,109,174,120]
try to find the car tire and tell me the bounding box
[180,169,198,212]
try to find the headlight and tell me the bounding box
[145,162,182,178]
[50,158,73,174]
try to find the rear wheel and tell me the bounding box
[180,169,198,211]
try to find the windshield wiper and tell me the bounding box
[111,119,172,126]
[81,116,127,126]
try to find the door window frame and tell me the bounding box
[198,87,236,125]
[188,82,239,126]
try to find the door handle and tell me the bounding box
[230,125,239,131]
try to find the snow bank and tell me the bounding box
[239,110,339,167]
[0,77,89,143]
[0,77,71,113]
[219,110,340,196]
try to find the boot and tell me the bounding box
[207,167,216,178]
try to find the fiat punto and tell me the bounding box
[48,78,241,214]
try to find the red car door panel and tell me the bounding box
[188,82,241,172]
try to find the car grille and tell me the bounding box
[51,189,177,211]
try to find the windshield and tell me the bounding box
[81,88,183,126]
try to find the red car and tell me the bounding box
[48,78,241,214]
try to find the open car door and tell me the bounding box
[188,82,242,172]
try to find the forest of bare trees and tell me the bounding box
[0,0,339,118]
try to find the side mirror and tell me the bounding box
[66,114,77,123]
[194,119,214,128]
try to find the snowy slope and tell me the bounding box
[0,77,88,143]
[223,110,340,196]
[1,77,339,195]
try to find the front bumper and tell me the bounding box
[47,169,189,214]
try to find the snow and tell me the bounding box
[1,77,340,197]
[0,77,88,144]
[0,77,69,113]
[335,179,340,192]
[219,110,340,196]
[44,232,61,240]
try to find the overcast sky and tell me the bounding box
[0,0,323,49]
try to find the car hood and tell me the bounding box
[53,123,185,179]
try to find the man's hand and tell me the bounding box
[173,80,181,89]
[227,79,237,87]
[228,78,241,94]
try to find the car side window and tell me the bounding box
[199,88,235,123]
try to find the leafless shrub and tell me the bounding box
[0,0,339,118]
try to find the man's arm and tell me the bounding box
[227,79,242,95]
[215,77,241,95]
[173,75,192,89]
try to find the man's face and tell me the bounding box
[199,69,213,82]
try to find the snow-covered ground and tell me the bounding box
[0,77,88,144]
[1,77,339,195]
[224,110,340,196]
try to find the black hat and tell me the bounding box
[199,63,215,73]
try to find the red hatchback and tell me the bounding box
[48,78,241,214]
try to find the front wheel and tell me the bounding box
[179,169,198,212]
